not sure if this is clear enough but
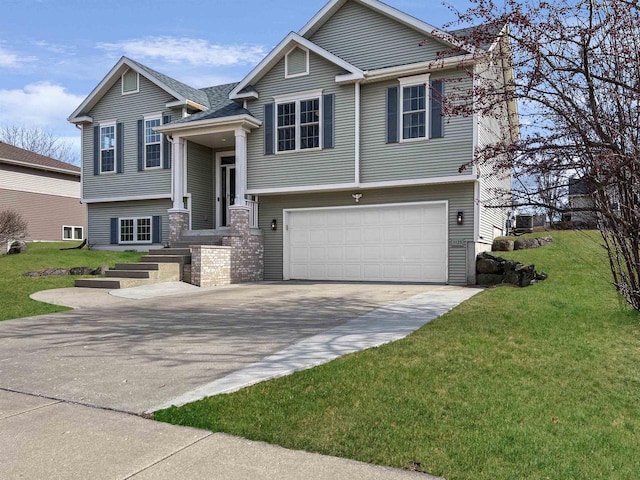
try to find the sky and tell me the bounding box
[0,0,471,162]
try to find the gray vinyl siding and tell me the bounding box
[187,141,214,229]
[309,0,451,70]
[87,199,171,248]
[82,75,174,200]
[258,183,475,285]
[360,72,475,183]
[246,52,355,190]
[287,47,307,76]
[476,61,513,241]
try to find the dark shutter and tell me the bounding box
[152,215,161,244]
[137,119,144,171]
[162,115,171,169]
[322,94,334,149]
[386,86,399,143]
[110,218,118,244]
[93,125,100,175]
[264,103,274,155]
[430,80,445,139]
[116,122,124,173]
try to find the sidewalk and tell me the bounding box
[0,389,440,480]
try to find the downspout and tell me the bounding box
[355,81,361,186]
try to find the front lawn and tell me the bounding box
[0,242,140,321]
[155,230,640,479]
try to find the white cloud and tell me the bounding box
[97,36,267,67]
[0,82,85,131]
[0,46,22,68]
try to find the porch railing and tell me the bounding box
[246,195,259,228]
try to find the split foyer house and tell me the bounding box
[68,0,516,285]
[0,142,86,245]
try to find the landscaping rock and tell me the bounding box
[514,236,553,250]
[476,257,503,274]
[41,268,69,277]
[91,265,109,275]
[476,252,548,287]
[492,238,514,251]
[22,271,42,277]
[8,240,28,255]
[476,273,504,286]
[69,266,95,276]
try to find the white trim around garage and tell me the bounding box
[283,200,449,283]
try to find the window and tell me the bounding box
[62,226,83,241]
[285,46,309,78]
[399,73,430,141]
[119,217,152,244]
[100,124,116,173]
[275,90,322,153]
[145,117,162,168]
[122,69,139,94]
[402,85,426,139]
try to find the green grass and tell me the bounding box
[0,242,141,321]
[154,230,640,479]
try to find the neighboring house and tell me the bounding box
[0,142,86,244]
[68,0,516,285]
[567,177,597,226]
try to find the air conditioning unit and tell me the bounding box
[515,214,534,233]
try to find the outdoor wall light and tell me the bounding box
[271,219,277,231]
[457,211,464,225]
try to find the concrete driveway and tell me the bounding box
[0,282,480,414]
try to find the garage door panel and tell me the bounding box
[287,203,447,283]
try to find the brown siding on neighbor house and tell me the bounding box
[0,188,86,242]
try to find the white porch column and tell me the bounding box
[234,128,248,206]
[170,136,187,211]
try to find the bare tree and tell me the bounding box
[0,124,79,165]
[438,0,640,309]
[0,209,28,252]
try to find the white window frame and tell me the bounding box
[99,122,116,174]
[62,225,84,241]
[273,89,323,154]
[118,217,152,244]
[121,69,139,95]
[398,73,430,143]
[144,115,163,169]
[284,46,310,79]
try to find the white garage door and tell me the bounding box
[284,202,448,282]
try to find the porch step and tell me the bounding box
[75,277,151,289]
[75,259,185,289]
[140,254,191,265]
[147,248,192,256]
[171,236,223,247]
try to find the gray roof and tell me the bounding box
[127,57,211,108]
[170,82,251,124]
[449,22,505,51]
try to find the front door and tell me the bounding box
[219,157,236,227]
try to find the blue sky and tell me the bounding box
[0,0,470,159]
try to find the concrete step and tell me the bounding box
[173,236,223,246]
[75,277,151,289]
[140,255,191,265]
[148,248,191,256]
[105,270,151,279]
[115,262,161,271]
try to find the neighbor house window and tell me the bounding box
[62,226,83,241]
[399,73,430,141]
[122,69,139,94]
[100,123,116,173]
[145,117,162,168]
[119,217,152,243]
[275,90,322,153]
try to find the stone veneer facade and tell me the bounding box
[168,210,189,244]
[186,205,264,286]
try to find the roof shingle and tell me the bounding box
[0,142,80,175]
